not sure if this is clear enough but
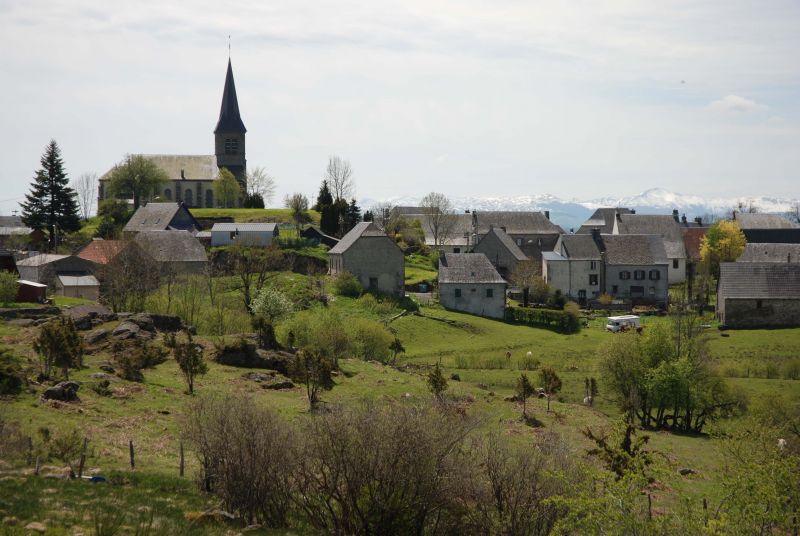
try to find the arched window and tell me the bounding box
[206,190,214,208]
[184,189,193,206]
[164,188,172,201]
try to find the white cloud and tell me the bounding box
[708,94,767,113]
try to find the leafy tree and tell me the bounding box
[0,272,18,306]
[105,154,168,209]
[94,198,132,239]
[291,349,334,410]
[33,317,84,380]
[214,167,241,208]
[284,193,311,235]
[427,363,448,401]
[516,373,535,418]
[349,318,392,363]
[20,140,81,248]
[228,245,287,312]
[250,286,293,349]
[243,192,265,208]
[389,337,405,365]
[510,261,547,306]
[700,219,747,278]
[583,421,653,480]
[539,367,562,412]
[173,332,207,394]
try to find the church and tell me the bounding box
[98,59,247,208]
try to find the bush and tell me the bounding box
[0,347,24,395]
[332,271,362,297]
[349,318,393,363]
[275,237,317,250]
[505,307,581,334]
[518,354,541,371]
[112,340,168,382]
[0,271,18,305]
[598,293,614,306]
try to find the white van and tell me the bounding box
[606,315,641,332]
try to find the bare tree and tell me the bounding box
[420,191,457,248]
[324,155,354,201]
[368,201,395,231]
[73,172,97,220]
[247,166,277,205]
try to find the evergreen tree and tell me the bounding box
[334,198,349,237]
[346,198,362,232]
[21,140,81,249]
[314,180,334,211]
[320,204,339,237]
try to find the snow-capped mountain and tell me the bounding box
[360,188,799,232]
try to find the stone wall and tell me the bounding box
[721,298,800,328]
[439,282,506,319]
[334,236,404,297]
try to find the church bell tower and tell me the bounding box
[214,59,247,190]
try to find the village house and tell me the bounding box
[55,273,100,301]
[472,226,527,279]
[612,211,687,285]
[76,239,129,266]
[600,233,669,306]
[542,234,602,305]
[732,212,800,244]
[15,254,95,288]
[717,262,800,328]
[438,253,507,319]
[301,225,340,248]
[737,243,800,263]
[133,231,209,274]
[210,222,279,247]
[328,222,404,297]
[123,202,201,236]
[0,215,45,248]
[472,211,563,265]
[576,207,633,235]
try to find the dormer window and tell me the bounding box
[224,138,239,155]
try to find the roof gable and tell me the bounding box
[328,222,395,254]
[473,211,563,235]
[134,231,208,263]
[439,253,506,284]
[719,262,800,298]
[123,203,199,233]
[76,240,127,264]
[475,227,527,261]
[559,234,601,260]
[577,208,633,234]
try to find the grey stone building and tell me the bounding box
[438,253,507,319]
[210,223,279,247]
[16,254,95,288]
[133,231,209,275]
[737,243,800,263]
[542,234,602,305]
[599,233,669,306]
[328,222,404,297]
[123,203,201,236]
[718,262,800,328]
[472,227,527,279]
[576,207,633,235]
[612,212,687,285]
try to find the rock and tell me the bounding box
[450,373,461,381]
[158,410,170,415]
[261,379,295,390]
[33,319,50,326]
[99,312,118,323]
[0,306,60,320]
[128,313,155,332]
[477,383,489,390]
[24,522,46,533]
[149,314,184,332]
[112,321,152,340]
[99,363,115,373]
[6,318,34,327]
[214,341,293,374]
[245,372,274,383]
[678,468,695,476]
[72,314,94,330]
[90,373,112,380]
[85,328,109,345]
[42,381,80,402]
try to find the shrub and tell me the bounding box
[598,293,614,306]
[505,307,581,334]
[111,340,168,382]
[89,379,113,397]
[332,271,363,297]
[564,301,581,318]
[517,354,540,371]
[349,318,393,363]
[0,271,18,305]
[174,333,207,394]
[33,316,84,380]
[0,347,24,395]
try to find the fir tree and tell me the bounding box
[314,180,334,211]
[346,198,362,233]
[320,203,340,237]
[21,140,81,249]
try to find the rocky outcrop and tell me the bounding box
[0,307,60,320]
[214,340,293,374]
[41,381,80,402]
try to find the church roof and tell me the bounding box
[214,59,246,134]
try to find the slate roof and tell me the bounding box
[100,155,219,183]
[599,234,668,265]
[559,234,601,260]
[477,227,527,261]
[733,213,799,230]
[742,229,800,244]
[211,223,278,233]
[616,214,686,258]
[577,208,633,234]
[134,231,208,263]
[16,254,69,267]
[123,203,199,233]
[718,262,800,299]
[329,222,391,254]
[439,253,506,284]
[0,216,23,227]
[473,211,563,235]
[214,59,246,134]
[682,227,707,261]
[542,251,566,262]
[0,227,34,236]
[301,225,339,246]
[77,240,127,265]
[57,273,99,287]
[737,243,800,263]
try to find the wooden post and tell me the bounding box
[34,456,40,476]
[647,494,652,520]
[26,437,33,466]
[78,437,88,478]
[129,440,135,470]
[703,497,708,527]
[179,441,185,478]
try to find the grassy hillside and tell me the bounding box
[190,208,321,225]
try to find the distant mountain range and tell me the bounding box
[360,188,800,232]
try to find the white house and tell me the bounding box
[210,223,279,247]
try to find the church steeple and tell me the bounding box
[214,59,246,134]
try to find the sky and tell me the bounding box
[1,0,798,215]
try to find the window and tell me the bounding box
[756,300,763,309]
[620,270,631,280]
[516,238,523,246]
[634,270,645,280]
[164,188,172,201]
[206,190,214,208]
[649,270,660,280]
[486,288,494,298]
[673,259,679,269]
[224,138,239,155]
[453,248,461,253]
[590,261,597,270]
[630,286,644,296]
[589,274,598,285]
[184,189,193,206]
[369,277,378,290]
[455,288,462,298]
[649,287,655,295]
[612,285,618,294]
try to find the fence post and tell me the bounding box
[703,497,708,527]
[129,440,135,470]
[34,456,40,476]
[179,441,185,478]
[78,437,88,478]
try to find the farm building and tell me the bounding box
[55,273,100,300]
[717,262,800,328]
[301,225,339,248]
[328,222,404,297]
[123,202,201,235]
[210,223,279,247]
[15,254,95,287]
[438,253,507,319]
[16,280,47,303]
[133,231,209,274]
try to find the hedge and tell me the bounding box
[505,307,581,334]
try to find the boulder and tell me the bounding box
[214,341,293,374]
[24,522,47,533]
[90,372,112,380]
[112,321,151,340]
[149,314,185,332]
[42,381,80,402]
[244,372,274,383]
[85,328,109,345]
[128,313,155,332]
[450,373,461,382]
[99,363,115,373]
[6,318,35,327]
[678,468,696,476]
[72,314,94,331]
[261,378,295,390]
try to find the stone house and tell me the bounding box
[328,222,404,297]
[133,231,209,275]
[438,253,507,319]
[472,211,563,266]
[576,207,633,235]
[717,262,800,328]
[210,223,279,247]
[123,202,201,236]
[55,274,100,301]
[612,212,687,285]
[599,233,669,305]
[542,234,602,305]
[16,254,95,288]
[472,227,527,279]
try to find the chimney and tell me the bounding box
[544,210,550,220]
[695,216,703,225]
[631,209,636,214]
[180,169,186,180]
[672,209,679,222]
[616,212,622,222]
[681,214,687,224]
[591,228,600,240]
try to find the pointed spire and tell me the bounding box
[214,59,246,134]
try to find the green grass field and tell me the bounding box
[189,208,320,225]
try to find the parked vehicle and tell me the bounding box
[606,315,641,332]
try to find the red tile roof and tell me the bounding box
[682,228,707,261]
[76,240,127,265]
